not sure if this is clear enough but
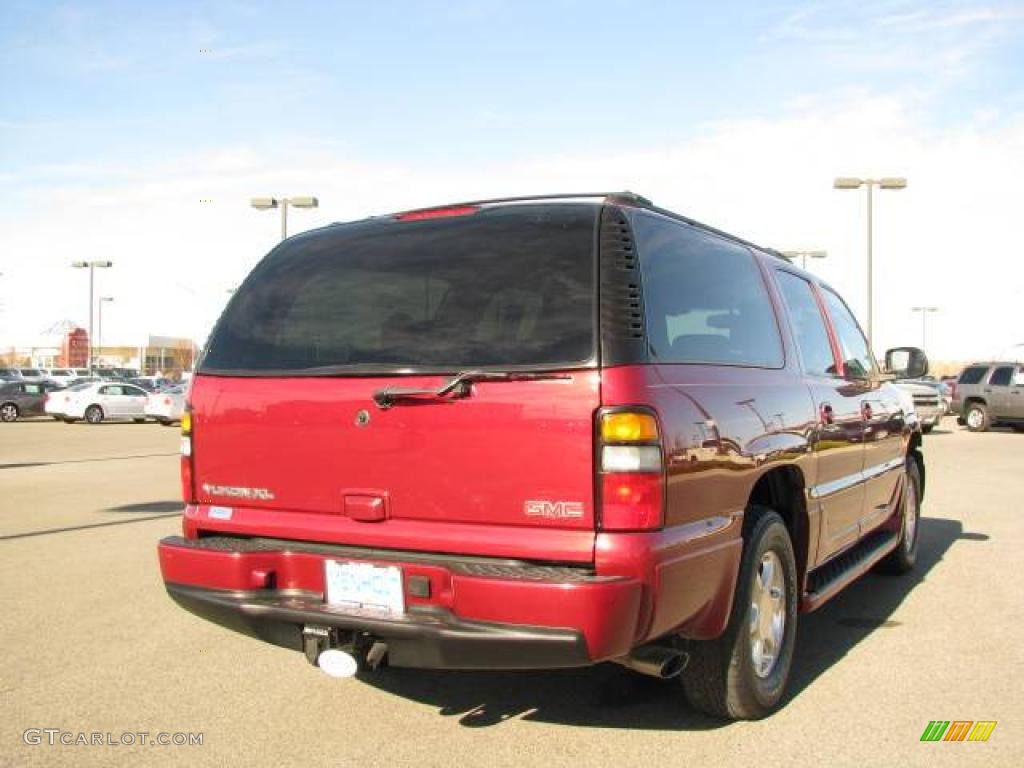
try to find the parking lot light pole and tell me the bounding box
[833,177,907,352]
[250,196,319,240]
[781,249,828,271]
[911,306,938,350]
[97,297,113,366]
[71,260,113,373]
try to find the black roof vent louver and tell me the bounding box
[599,205,648,364]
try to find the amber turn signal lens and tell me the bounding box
[180,411,192,435]
[601,412,659,442]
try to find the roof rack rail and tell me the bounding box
[383,191,786,262]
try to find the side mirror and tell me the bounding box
[884,346,929,379]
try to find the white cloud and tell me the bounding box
[1,91,1022,363]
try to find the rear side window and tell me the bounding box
[202,205,597,374]
[958,366,989,384]
[774,271,837,376]
[633,213,783,368]
[990,366,1014,386]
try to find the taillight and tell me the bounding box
[598,410,665,531]
[180,406,195,503]
[394,205,479,222]
[164,397,171,406]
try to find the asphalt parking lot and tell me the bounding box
[1,419,1021,767]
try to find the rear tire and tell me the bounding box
[921,424,934,434]
[0,402,19,422]
[85,405,104,424]
[133,417,146,424]
[678,507,798,720]
[965,403,990,432]
[878,457,922,574]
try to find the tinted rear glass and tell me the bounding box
[202,204,598,374]
[958,366,988,384]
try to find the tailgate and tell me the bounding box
[191,372,599,548]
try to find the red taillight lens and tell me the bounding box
[394,205,479,222]
[600,473,664,530]
[598,409,665,531]
[164,397,171,406]
[180,406,195,503]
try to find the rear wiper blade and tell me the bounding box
[372,370,572,409]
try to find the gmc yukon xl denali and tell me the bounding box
[159,193,927,719]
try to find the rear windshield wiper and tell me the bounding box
[373,370,572,409]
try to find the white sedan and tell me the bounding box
[45,382,93,419]
[145,384,187,425]
[61,382,150,424]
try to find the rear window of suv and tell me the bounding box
[202,204,598,374]
[958,366,989,384]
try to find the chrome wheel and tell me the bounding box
[966,408,984,429]
[902,467,919,552]
[0,403,17,422]
[749,551,786,678]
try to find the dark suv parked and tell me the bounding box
[953,362,1024,431]
[158,192,927,719]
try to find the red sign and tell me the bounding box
[61,328,89,367]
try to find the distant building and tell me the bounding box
[7,322,197,376]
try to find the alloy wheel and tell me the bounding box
[749,551,786,678]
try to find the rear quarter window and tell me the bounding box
[632,212,783,368]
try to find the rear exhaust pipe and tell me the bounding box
[614,644,689,679]
[317,648,359,678]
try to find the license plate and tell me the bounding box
[324,560,404,616]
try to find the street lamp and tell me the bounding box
[911,306,938,350]
[833,176,907,351]
[250,196,319,240]
[71,260,113,373]
[97,297,113,366]
[781,249,828,271]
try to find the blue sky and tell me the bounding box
[4,0,1021,174]
[1,1,1023,358]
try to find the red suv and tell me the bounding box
[159,193,927,719]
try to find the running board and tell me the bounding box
[802,530,899,612]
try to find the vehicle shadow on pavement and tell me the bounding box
[355,517,972,729]
[786,516,969,703]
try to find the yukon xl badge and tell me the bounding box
[524,500,584,520]
[202,483,276,501]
